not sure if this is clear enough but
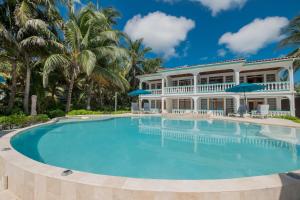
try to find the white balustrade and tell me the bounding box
[165,86,194,94]
[268,110,291,117]
[172,109,193,114]
[197,83,236,93]
[196,110,224,116]
[256,82,290,92]
[145,89,162,96]
[144,81,290,96]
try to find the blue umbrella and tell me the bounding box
[226,83,266,112]
[0,76,6,84]
[128,89,151,97]
[226,83,265,93]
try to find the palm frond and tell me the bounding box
[78,50,96,76]
[43,54,70,87]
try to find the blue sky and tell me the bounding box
[76,0,300,81]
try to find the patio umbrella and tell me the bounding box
[128,89,151,97]
[226,83,266,112]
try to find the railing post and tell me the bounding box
[162,78,165,95]
[193,73,198,94]
[234,69,240,85]
[288,65,294,92]
[193,97,198,113]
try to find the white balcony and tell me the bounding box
[256,82,290,92]
[165,86,194,94]
[197,83,236,93]
[142,81,291,96]
[146,89,162,96]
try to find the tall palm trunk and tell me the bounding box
[23,64,31,114]
[65,71,75,113]
[86,80,94,110]
[8,62,17,112]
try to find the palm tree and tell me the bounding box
[80,6,128,110]
[279,15,300,76]
[124,36,156,89]
[43,4,110,112]
[0,0,62,114]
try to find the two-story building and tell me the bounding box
[137,57,297,116]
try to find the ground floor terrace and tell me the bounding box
[140,94,295,117]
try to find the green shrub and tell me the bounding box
[48,109,65,118]
[67,109,103,116]
[67,109,130,116]
[274,115,300,123]
[0,114,49,130]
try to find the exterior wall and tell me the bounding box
[138,58,297,116]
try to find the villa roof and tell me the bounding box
[137,56,298,79]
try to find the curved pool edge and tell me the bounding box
[1,115,300,200]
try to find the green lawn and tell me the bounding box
[274,115,300,123]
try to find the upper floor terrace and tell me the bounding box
[137,57,297,97]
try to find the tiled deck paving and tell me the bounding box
[0,190,19,200]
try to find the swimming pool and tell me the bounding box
[11,116,300,180]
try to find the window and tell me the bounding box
[179,79,192,86]
[226,98,234,114]
[172,99,178,109]
[209,76,223,84]
[179,99,192,109]
[247,75,263,83]
[226,76,233,83]
[240,76,245,83]
[200,99,208,110]
[151,83,156,89]
[266,74,276,82]
[267,98,277,110]
[151,100,155,109]
[172,80,178,87]
[157,83,162,89]
[200,78,207,84]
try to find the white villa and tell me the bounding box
[137,57,297,117]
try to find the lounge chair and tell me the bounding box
[228,105,247,117]
[131,103,140,114]
[251,105,269,118]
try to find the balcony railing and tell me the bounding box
[145,89,162,96]
[256,82,290,92]
[141,81,290,96]
[197,82,236,93]
[165,86,194,94]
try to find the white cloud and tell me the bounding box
[219,17,289,55]
[124,12,195,58]
[159,0,247,16]
[218,49,227,57]
[195,0,247,16]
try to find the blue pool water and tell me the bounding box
[11,117,300,180]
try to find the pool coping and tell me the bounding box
[1,114,300,199]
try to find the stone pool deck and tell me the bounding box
[0,114,300,200]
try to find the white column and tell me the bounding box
[288,65,294,91]
[234,69,240,85]
[224,97,227,115]
[193,73,198,94]
[207,98,210,110]
[162,97,166,113]
[234,96,240,113]
[288,95,296,117]
[193,97,198,113]
[139,80,143,89]
[276,97,281,111]
[162,78,165,94]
